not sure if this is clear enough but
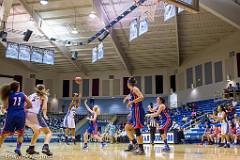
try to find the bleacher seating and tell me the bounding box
[183,99,235,143]
[0,98,239,144]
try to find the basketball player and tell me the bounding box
[146,97,172,152]
[82,99,106,149]
[125,77,145,155]
[123,94,137,152]
[25,84,53,156]
[63,93,80,145]
[215,106,231,148]
[0,81,32,156]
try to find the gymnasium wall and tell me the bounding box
[176,31,240,104]
[0,58,60,112]
[58,96,165,115]
[57,68,175,98]
[46,31,240,111]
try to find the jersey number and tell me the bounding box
[13,97,22,107]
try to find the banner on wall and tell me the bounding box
[164,4,176,22]
[129,19,138,41]
[143,132,175,144]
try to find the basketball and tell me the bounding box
[75,77,82,85]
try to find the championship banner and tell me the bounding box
[164,4,176,22]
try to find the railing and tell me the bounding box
[181,114,206,130]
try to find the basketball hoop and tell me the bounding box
[134,0,160,22]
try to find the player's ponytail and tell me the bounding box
[158,97,165,104]
[127,77,137,86]
[0,81,20,101]
[35,84,49,97]
[93,105,100,115]
[221,105,226,113]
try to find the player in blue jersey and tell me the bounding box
[82,99,106,149]
[0,81,32,156]
[146,97,172,152]
[125,77,145,155]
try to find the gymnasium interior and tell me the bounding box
[0,0,240,159]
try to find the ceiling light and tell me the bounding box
[71,51,78,61]
[40,0,48,5]
[71,27,78,34]
[0,31,8,42]
[89,11,97,19]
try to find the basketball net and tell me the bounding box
[134,0,160,22]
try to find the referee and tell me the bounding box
[147,103,158,145]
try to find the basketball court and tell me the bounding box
[1,0,240,159]
[1,143,240,160]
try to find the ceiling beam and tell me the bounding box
[200,0,240,30]
[19,0,88,75]
[93,0,132,75]
[36,5,92,13]
[175,12,181,66]
[0,0,14,30]
[26,0,63,5]
[43,13,88,21]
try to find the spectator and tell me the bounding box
[177,127,185,144]
[229,122,237,144]
[236,120,240,144]
[227,105,236,122]
[181,115,188,124]
[170,120,179,130]
[108,122,116,143]
[210,125,221,144]
[200,123,213,145]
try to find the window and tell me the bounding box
[123,77,130,95]
[82,79,89,97]
[214,61,223,83]
[195,64,203,87]
[204,62,212,85]
[186,68,193,89]
[170,75,176,92]
[92,79,99,96]
[63,80,70,97]
[102,80,110,96]
[144,76,152,94]
[113,79,120,96]
[155,75,163,94]
[72,80,79,96]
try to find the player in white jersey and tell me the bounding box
[25,84,53,156]
[63,93,80,145]
[215,106,230,148]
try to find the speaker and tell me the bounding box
[71,51,78,60]
[0,31,7,42]
[23,29,33,42]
